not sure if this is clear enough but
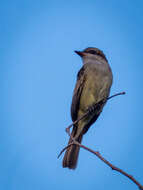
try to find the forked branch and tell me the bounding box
[58,91,143,190]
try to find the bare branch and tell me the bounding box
[65,91,125,132]
[60,140,143,190]
[57,142,74,158]
[58,91,143,189]
[77,142,143,190]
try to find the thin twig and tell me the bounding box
[78,142,143,190]
[65,91,125,133]
[58,91,143,189]
[57,142,74,158]
[62,140,143,190]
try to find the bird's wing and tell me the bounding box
[71,66,86,122]
[71,66,100,135]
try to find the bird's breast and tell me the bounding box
[79,65,112,112]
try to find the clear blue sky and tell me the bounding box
[0,0,143,189]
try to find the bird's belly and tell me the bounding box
[78,66,112,114]
[79,80,98,112]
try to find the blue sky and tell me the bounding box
[1,0,143,189]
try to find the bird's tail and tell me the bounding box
[62,126,83,169]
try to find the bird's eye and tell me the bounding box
[87,50,97,55]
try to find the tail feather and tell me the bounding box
[62,127,83,169]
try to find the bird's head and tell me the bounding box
[75,47,108,63]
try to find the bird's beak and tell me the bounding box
[74,51,85,57]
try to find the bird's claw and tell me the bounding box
[87,105,96,114]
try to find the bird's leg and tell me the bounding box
[86,105,96,114]
[86,100,104,114]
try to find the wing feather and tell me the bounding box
[71,66,85,122]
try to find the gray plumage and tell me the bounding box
[63,47,113,169]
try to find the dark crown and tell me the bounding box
[84,47,108,62]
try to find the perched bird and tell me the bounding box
[63,47,113,169]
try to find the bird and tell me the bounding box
[62,47,113,169]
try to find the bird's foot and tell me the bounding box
[87,105,96,114]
